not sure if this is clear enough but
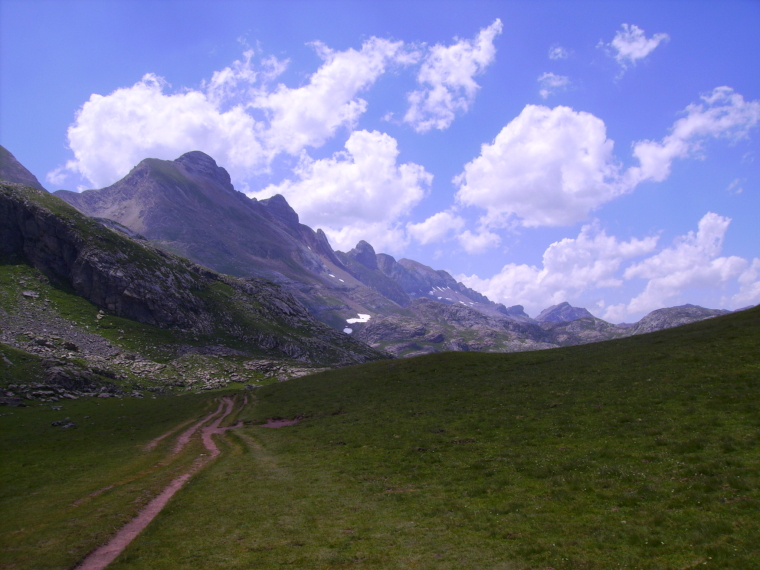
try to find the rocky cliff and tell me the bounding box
[1,181,385,366]
[0,145,46,191]
[54,151,405,329]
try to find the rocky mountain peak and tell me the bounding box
[536,302,594,323]
[497,304,531,321]
[0,145,46,191]
[259,194,300,230]
[349,240,378,270]
[173,151,234,192]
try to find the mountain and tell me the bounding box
[628,304,730,335]
[1,180,384,367]
[43,149,737,356]
[355,297,556,356]
[0,145,46,191]
[54,152,408,330]
[536,302,594,323]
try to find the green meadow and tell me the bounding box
[2,307,759,569]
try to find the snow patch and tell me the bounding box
[346,313,371,324]
[343,327,353,334]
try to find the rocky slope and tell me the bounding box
[355,298,557,356]
[34,149,738,357]
[628,305,730,335]
[1,181,385,367]
[54,152,404,329]
[0,145,46,191]
[536,302,594,323]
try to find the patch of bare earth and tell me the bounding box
[75,397,240,570]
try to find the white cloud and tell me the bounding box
[249,130,432,253]
[606,24,669,70]
[613,213,747,317]
[404,19,502,133]
[451,88,760,237]
[538,72,570,99]
[455,104,625,228]
[457,229,502,254]
[733,259,760,306]
[255,37,407,155]
[548,45,569,60]
[459,223,657,316]
[407,211,465,244]
[48,72,266,189]
[726,178,745,195]
[626,87,760,186]
[46,39,408,190]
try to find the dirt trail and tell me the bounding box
[144,418,195,452]
[75,397,239,570]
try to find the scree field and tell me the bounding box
[2,307,759,569]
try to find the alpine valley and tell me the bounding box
[2,145,759,570]
[0,144,742,394]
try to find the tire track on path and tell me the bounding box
[75,396,240,570]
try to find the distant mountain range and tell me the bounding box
[0,145,745,358]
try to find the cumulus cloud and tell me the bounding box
[606,213,747,318]
[255,37,406,155]
[47,38,408,189]
[455,104,625,228]
[626,87,760,186]
[538,72,570,99]
[407,211,465,245]
[47,72,266,189]
[450,87,760,241]
[404,19,502,133]
[605,24,669,70]
[548,45,569,60]
[733,259,760,307]
[458,223,658,315]
[249,130,432,253]
[457,229,502,254]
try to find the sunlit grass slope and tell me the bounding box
[110,306,760,569]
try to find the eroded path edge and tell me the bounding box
[75,396,239,570]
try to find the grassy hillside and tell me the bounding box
[2,307,758,569]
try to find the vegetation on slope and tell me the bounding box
[0,181,385,366]
[1,305,749,569]
[1,291,757,569]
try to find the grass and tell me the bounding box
[2,306,758,569]
[0,391,229,569]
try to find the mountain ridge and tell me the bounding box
[1,146,738,357]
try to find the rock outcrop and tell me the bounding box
[0,145,46,191]
[629,304,730,335]
[536,302,595,323]
[1,181,385,366]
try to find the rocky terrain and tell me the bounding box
[0,146,46,192]
[0,179,388,403]
[536,302,595,323]
[1,145,744,364]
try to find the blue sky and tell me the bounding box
[2,0,759,320]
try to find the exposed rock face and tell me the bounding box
[629,304,730,335]
[356,298,556,356]
[536,302,594,323]
[348,240,379,270]
[1,181,385,366]
[54,152,403,327]
[0,145,46,191]
[496,304,533,322]
[336,246,410,308]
